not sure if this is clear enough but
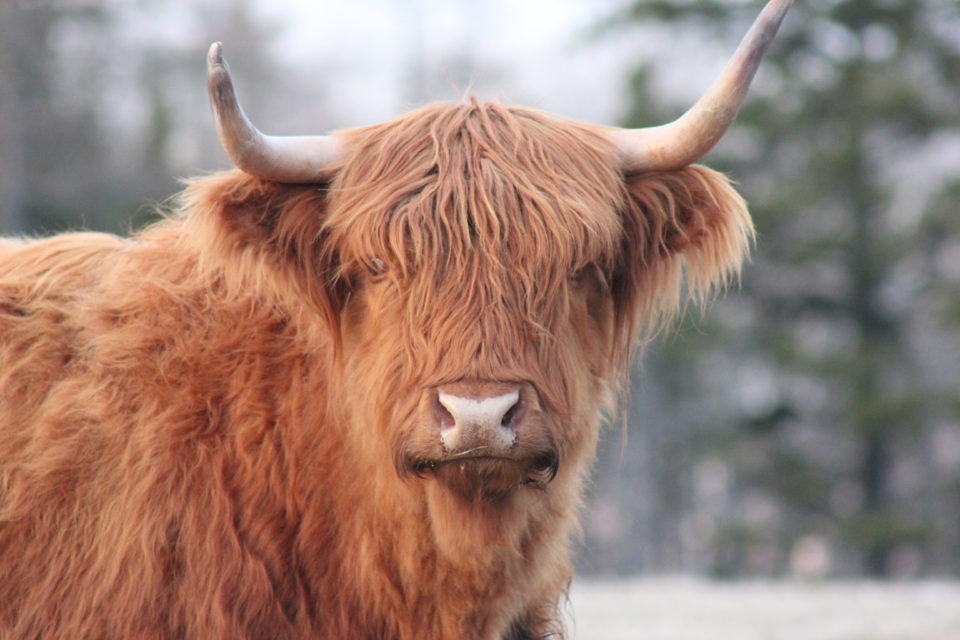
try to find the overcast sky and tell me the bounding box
[250,0,642,128]
[92,0,761,174]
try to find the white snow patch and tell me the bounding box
[566,578,960,640]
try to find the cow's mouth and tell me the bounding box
[407,451,559,502]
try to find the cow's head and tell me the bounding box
[198,1,790,509]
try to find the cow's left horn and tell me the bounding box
[610,0,792,174]
[206,42,341,183]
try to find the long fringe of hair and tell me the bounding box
[179,100,751,409]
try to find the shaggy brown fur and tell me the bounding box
[0,101,751,639]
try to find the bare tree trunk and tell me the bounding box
[845,65,895,578]
[0,4,37,234]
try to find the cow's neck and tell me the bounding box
[301,412,576,638]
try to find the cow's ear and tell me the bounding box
[612,165,754,340]
[266,181,350,332]
[182,171,347,329]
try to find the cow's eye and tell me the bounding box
[569,264,609,290]
[366,258,388,279]
[568,264,590,283]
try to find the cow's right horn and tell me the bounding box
[206,42,341,183]
[610,0,792,174]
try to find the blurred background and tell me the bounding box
[2,0,959,585]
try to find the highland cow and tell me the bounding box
[0,1,791,638]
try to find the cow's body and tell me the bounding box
[0,2,792,636]
[0,228,567,640]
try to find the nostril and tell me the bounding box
[435,399,456,430]
[500,401,521,429]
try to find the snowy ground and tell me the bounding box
[566,578,960,640]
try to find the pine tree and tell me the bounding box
[594,0,960,578]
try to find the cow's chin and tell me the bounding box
[406,453,559,503]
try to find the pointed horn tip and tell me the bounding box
[207,42,225,69]
[763,0,794,24]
